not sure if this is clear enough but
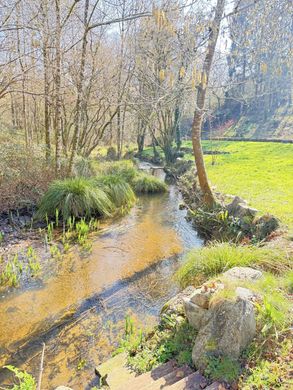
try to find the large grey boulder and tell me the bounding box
[192,297,256,369]
[226,196,258,219]
[223,266,263,281]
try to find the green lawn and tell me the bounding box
[182,140,293,229]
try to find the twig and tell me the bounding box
[37,342,45,390]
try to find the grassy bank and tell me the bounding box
[184,140,293,229]
[143,140,293,230]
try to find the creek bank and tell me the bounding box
[164,160,280,242]
[96,266,270,389]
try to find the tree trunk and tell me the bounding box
[191,0,225,207]
[54,0,62,176]
[67,0,90,175]
[41,1,51,163]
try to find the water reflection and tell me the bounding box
[0,185,202,389]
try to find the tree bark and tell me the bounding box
[67,0,90,175]
[54,0,62,176]
[191,0,225,207]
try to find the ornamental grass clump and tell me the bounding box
[36,177,113,221]
[94,174,136,208]
[132,173,168,194]
[96,160,138,184]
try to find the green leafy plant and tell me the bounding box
[132,173,167,194]
[241,360,283,389]
[204,355,240,383]
[4,365,36,389]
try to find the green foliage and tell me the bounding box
[73,156,95,178]
[94,174,136,209]
[204,355,240,383]
[36,178,113,221]
[4,365,36,390]
[241,360,284,389]
[95,160,138,184]
[132,173,168,194]
[0,247,41,288]
[116,315,197,374]
[176,243,292,288]
[190,206,247,241]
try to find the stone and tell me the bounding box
[95,353,136,389]
[183,298,210,330]
[235,287,258,301]
[223,267,263,281]
[192,297,256,369]
[161,286,196,318]
[226,196,258,219]
[190,283,225,309]
[254,214,279,239]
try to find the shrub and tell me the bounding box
[0,141,55,211]
[36,178,113,221]
[94,175,136,208]
[95,160,137,183]
[132,173,168,194]
[176,243,292,288]
[73,156,95,178]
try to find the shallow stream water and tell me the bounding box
[0,166,202,389]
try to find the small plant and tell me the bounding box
[4,365,36,389]
[1,255,21,287]
[0,231,4,243]
[241,360,283,389]
[204,355,240,383]
[132,173,167,194]
[50,244,62,259]
[77,359,87,370]
[75,219,90,245]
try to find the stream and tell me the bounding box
[0,165,202,389]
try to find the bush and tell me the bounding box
[94,175,136,208]
[36,178,113,221]
[176,243,292,288]
[95,160,137,183]
[73,156,95,178]
[0,141,55,211]
[132,173,168,194]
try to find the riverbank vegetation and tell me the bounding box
[117,242,293,387]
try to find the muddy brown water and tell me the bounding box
[0,167,202,389]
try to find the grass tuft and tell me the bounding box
[94,174,136,208]
[36,177,113,221]
[176,243,292,288]
[132,173,168,194]
[95,160,138,184]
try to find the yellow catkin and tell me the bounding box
[260,62,268,74]
[159,69,165,81]
[179,66,185,78]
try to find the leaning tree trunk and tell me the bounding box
[191,0,225,207]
